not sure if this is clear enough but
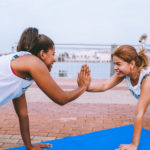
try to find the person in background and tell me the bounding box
[0,27,91,150]
[87,45,150,150]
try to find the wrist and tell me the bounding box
[26,145,32,150]
[86,86,91,91]
[79,85,87,91]
[132,142,138,147]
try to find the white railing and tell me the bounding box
[55,44,150,63]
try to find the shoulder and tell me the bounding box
[13,54,47,72]
[139,75,150,101]
[19,54,39,61]
[19,54,42,65]
[141,75,150,90]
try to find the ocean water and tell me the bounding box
[50,62,111,78]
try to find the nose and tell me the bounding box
[53,55,57,62]
[114,64,118,70]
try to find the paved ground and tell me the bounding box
[0,78,150,149]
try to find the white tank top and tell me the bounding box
[125,67,150,100]
[0,51,33,106]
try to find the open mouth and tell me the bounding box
[49,66,52,70]
[115,70,122,74]
[116,71,125,77]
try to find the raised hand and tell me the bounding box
[115,144,137,150]
[77,64,91,90]
[30,143,52,150]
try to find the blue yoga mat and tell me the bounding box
[5,125,150,150]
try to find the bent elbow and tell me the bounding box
[56,98,66,105]
[51,96,68,106]
[59,96,68,105]
[58,101,66,106]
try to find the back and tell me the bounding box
[0,52,33,106]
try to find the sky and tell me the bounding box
[0,0,150,53]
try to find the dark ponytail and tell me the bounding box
[17,27,54,56]
[17,27,39,53]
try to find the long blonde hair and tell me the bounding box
[113,45,149,71]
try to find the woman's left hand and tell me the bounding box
[30,143,52,150]
[77,64,91,89]
[116,144,137,150]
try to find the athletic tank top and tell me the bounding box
[125,67,150,100]
[0,51,33,106]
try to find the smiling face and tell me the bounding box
[39,46,56,72]
[113,56,132,77]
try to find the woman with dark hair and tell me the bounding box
[0,27,91,150]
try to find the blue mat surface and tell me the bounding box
[6,125,150,150]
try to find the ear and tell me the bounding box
[130,60,136,69]
[38,50,46,60]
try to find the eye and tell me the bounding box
[114,62,121,66]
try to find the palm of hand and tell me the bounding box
[77,64,91,88]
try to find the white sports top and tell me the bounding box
[0,51,33,106]
[125,67,150,100]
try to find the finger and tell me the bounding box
[119,144,124,148]
[82,64,86,68]
[119,144,128,149]
[80,67,83,73]
[84,66,88,74]
[85,66,90,77]
[82,67,86,78]
[88,70,91,76]
[87,67,90,75]
[119,146,127,150]
[80,66,84,72]
[85,66,90,76]
[39,143,52,148]
[81,65,84,71]
[81,65,85,74]
[82,65,85,70]
[81,67,85,74]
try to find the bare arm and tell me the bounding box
[13,94,51,150]
[131,76,150,147]
[87,73,124,92]
[117,76,150,150]
[26,56,91,105]
[13,94,32,149]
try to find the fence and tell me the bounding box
[54,44,150,77]
[1,44,150,78]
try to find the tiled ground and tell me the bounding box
[0,78,150,149]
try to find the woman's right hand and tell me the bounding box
[77,64,91,90]
[29,143,52,150]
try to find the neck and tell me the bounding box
[129,67,140,85]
